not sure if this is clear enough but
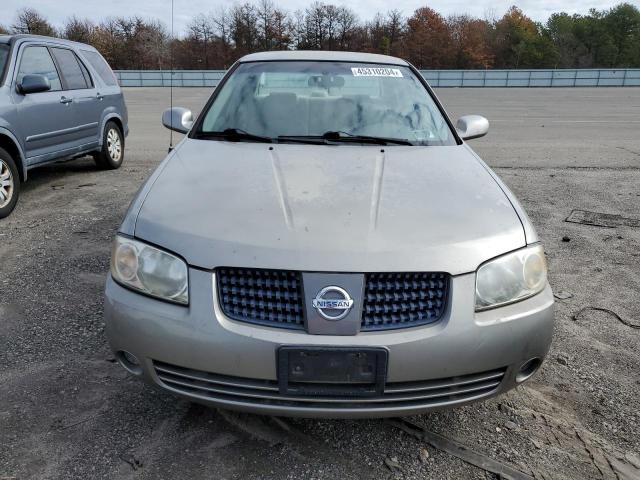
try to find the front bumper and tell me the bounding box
[104,269,554,418]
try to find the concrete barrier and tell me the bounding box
[114,69,640,87]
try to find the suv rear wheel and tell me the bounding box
[94,121,124,169]
[0,147,19,219]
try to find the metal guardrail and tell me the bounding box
[114,69,640,88]
[422,69,640,87]
[115,70,226,87]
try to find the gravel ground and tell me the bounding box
[1,87,639,480]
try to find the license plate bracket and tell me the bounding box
[277,346,388,397]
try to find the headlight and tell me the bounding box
[111,235,188,305]
[475,244,547,311]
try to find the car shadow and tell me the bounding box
[19,156,103,194]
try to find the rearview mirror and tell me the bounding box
[18,74,51,94]
[162,107,194,134]
[456,115,489,140]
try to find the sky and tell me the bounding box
[4,0,638,36]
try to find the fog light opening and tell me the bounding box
[116,350,143,375]
[516,357,541,383]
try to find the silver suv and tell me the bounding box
[105,51,553,418]
[0,35,128,218]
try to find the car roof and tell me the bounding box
[238,50,409,66]
[0,34,96,50]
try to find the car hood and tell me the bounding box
[133,140,526,274]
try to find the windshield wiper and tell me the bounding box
[323,131,414,145]
[276,135,327,145]
[279,131,413,146]
[197,129,413,145]
[196,128,274,143]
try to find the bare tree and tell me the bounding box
[212,7,232,48]
[386,10,404,55]
[187,13,215,68]
[230,3,259,55]
[290,9,306,49]
[271,8,293,50]
[324,4,340,50]
[210,8,234,67]
[91,17,168,69]
[257,0,275,49]
[140,19,170,69]
[368,13,386,53]
[304,2,328,49]
[62,16,95,43]
[91,18,119,66]
[12,8,57,36]
[335,7,357,50]
[5,3,637,70]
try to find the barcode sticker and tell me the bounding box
[351,67,403,78]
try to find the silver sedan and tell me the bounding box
[104,51,553,418]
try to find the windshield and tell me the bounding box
[198,61,456,146]
[0,45,9,81]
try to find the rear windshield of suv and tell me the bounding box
[199,61,456,146]
[81,50,118,86]
[0,45,9,81]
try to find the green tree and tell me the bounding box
[546,13,587,67]
[603,3,640,67]
[573,10,617,67]
[493,6,558,68]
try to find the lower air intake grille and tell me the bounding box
[217,267,305,329]
[361,272,449,331]
[153,360,506,412]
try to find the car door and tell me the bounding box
[79,49,127,135]
[50,47,101,150]
[11,45,79,165]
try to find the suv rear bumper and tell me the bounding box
[104,269,554,418]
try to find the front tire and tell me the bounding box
[94,121,124,170]
[0,147,19,219]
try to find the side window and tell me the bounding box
[81,50,118,87]
[17,46,62,91]
[77,57,94,87]
[51,47,89,90]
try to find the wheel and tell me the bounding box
[0,147,19,219]
[94,121,124,169]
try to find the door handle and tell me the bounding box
[60,96,73,104]
[96,92,104,100]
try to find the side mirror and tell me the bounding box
[17,74,51,94]
[162,107,194,134]
[456,115,489,140]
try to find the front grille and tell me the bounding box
[217,267,305,330]
[216,268,450,332]
[361,272,449,331]
[153,360,506,411]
